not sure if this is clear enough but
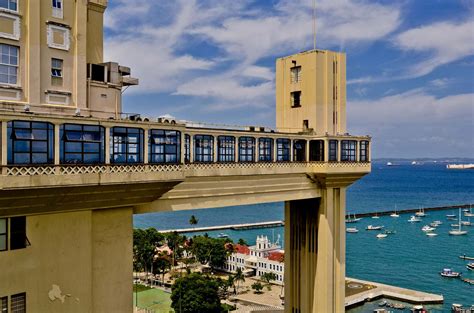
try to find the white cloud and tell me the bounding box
[348,89,474,157]
[394,20,474,77]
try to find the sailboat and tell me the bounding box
[464,206,474,217]
[390,205,399,218]
[415,207,426,217]
[449,208,468,236]
[372,212,380,219]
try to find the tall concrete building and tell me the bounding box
[0,1,370,313]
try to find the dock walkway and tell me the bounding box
[158,220,284,234]
[345,277,443,307]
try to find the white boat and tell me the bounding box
[415,207,426,217]
[433,220,443,225]
[426,233,438,237]
[372,212,380,219]
[467,263,474,271]
[446,163,474,169]
[461,220,471,226]
[464,208,474,217]
[449,208,468,236]
[430,222,439,227]
[346,213,361,223]
[386,162,393,166]
[366,225,384,230]
[217,233,229,238]
[376,233,388,239]
[422,225,435,232]
[440,268,461,278]
[390,205,399,217]
[408,215,421,223]
[346,227,359,233]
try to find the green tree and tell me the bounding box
[171,273,222,313]
[189,215,199,227]
[261,272,276,285]
[133,228,165,280]
[251,282,264,294]
[191,236,228,270]
[237,238,247,246]
[233,268,245,293]
[152,252,172,284]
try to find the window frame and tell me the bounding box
[0,218,7,252]
[293,139,306,162]
[10,216,26,250]
[110,127,144,164]
[184,134,190,163]
[0,0,18,12]
[359,140,369,162]
[238,136,255,162]
[258,138,273,162]
[0,43,19,85]
[7,121,55,165]
[52,0,63,19]
[290,91,301,108]
[217,135,235,163]
[60,124,105,164]
[309,140,324,161]
[193,135,214,163]
[329,140,338,161]
[148,129,181,164]
[276,138,290,162]
[341,140,357,162]
[290,66,301,83]
[51,58,63,86]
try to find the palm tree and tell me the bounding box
[189,215,198,228]
[233,268,245,294]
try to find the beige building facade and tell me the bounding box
[0,1,370,313]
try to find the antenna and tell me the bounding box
[312,0,316,50]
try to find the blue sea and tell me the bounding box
[134,161,474,310]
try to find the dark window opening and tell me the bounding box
[239,137,255,162]
[258,138,273,162]
[329,140,338,161]
[110,127,143,164]
[309,140,324,161]
[11,293,26,313]
[360,140,369,162]
[60,124,105,164]
[1,296,7,313]
[341,140,357,162]
[303,120,309,130]
[194,135,214,163]
[7,121,54,165]
[291,91,301,108]
[218,136,235,162]
[10,216,26,250]
[149,130,181,164]
[293,140,306,161]
[276,139,290,161]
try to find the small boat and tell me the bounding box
[378,300,387,306]
[366,225,384,230]
[390,206,399,218]
[433,220,443,225]
[411,305,427,313]
[386,162,393,166]
[217,233,229,238]
[440,268,461,278]
[393,303,406,309]
[408,216,421,223]
[447,212,456,218]
[467,263,474,271]
[384,230,396,234]
[346,213,361,223]
[372,212,380,219]
[459,255,474,260]
[426,232,438,237]
[460,220,471,226]
[376,233,388,239]
[415,207,426,217]
[346,227,359,233]
[422,225,435,232]
[430,222,439,227]
[449,208,468,236]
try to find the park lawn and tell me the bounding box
[133,286,173,313]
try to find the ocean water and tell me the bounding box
[134,162,474,310]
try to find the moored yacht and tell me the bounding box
[346,227,359,233]
[449,208,468,236]
[366,225,384,230]
[426,232,438,237]
[422,225,435,232]
[440,268,461,278]
[376,233,388,239]
[408,215,421,223]
[415,207,426,217]
[466,263,474,271]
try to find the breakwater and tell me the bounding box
[158,220,284,234]
[346,203,472,219]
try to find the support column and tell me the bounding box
[190,135,194,163]
[105,127,111,164]
[235,136,239,162]
[255,137,259,162]
[213,135,218,162]
[337,140,341,162]
[143,128,149,164]
[306,140,310,162]
[1,122,7,166]
[284,187,346,313]
[180,133,186,164]
[324,139,329,162]
[356,141,360,162]
[54,124,60,165]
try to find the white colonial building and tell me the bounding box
[223,236,285,285]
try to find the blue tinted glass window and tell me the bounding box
[149,130,180,164]
[194,135,213,163]
[218,136,235,162]
[239,137,255,162]
[329,140,338,161]
[60,124,105,164]
[110,127,143,164]
[276,139,290,161]
[258,138,273,162]
[8,121,54,164]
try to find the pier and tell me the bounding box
[158,220,285,234]
[345,278,444,308]
[346,203,473,219]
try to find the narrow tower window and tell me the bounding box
[52,0,63,18]
[51,58,63,86]
[0,0,17,11]
[290,91,301,108]
[290,66,301,83]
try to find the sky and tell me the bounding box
[103,0,474,158]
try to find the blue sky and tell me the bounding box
[103,0,474,158]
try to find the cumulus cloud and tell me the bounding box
[394,20,474,77]
[348,89,474,157]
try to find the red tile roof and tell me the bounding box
[268,251,284,262]
[234,244,250,255]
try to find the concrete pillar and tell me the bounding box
[91,207,133,313]
[324,139,329,162]
[1,122,7,166]
[180,132,185,164]
[255,137,260,162]
[306,140,310,162]
[273,138,277,162]
[54,124,60,165]
[190,135,194,163]
[235,136,239,162]
[213,135,218,162]
[143,129,149,164]
[356,141,360,162]
[284,188,346,313]
[105,127,111,164]
[290,139,294,162]
[337,140,341,162]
